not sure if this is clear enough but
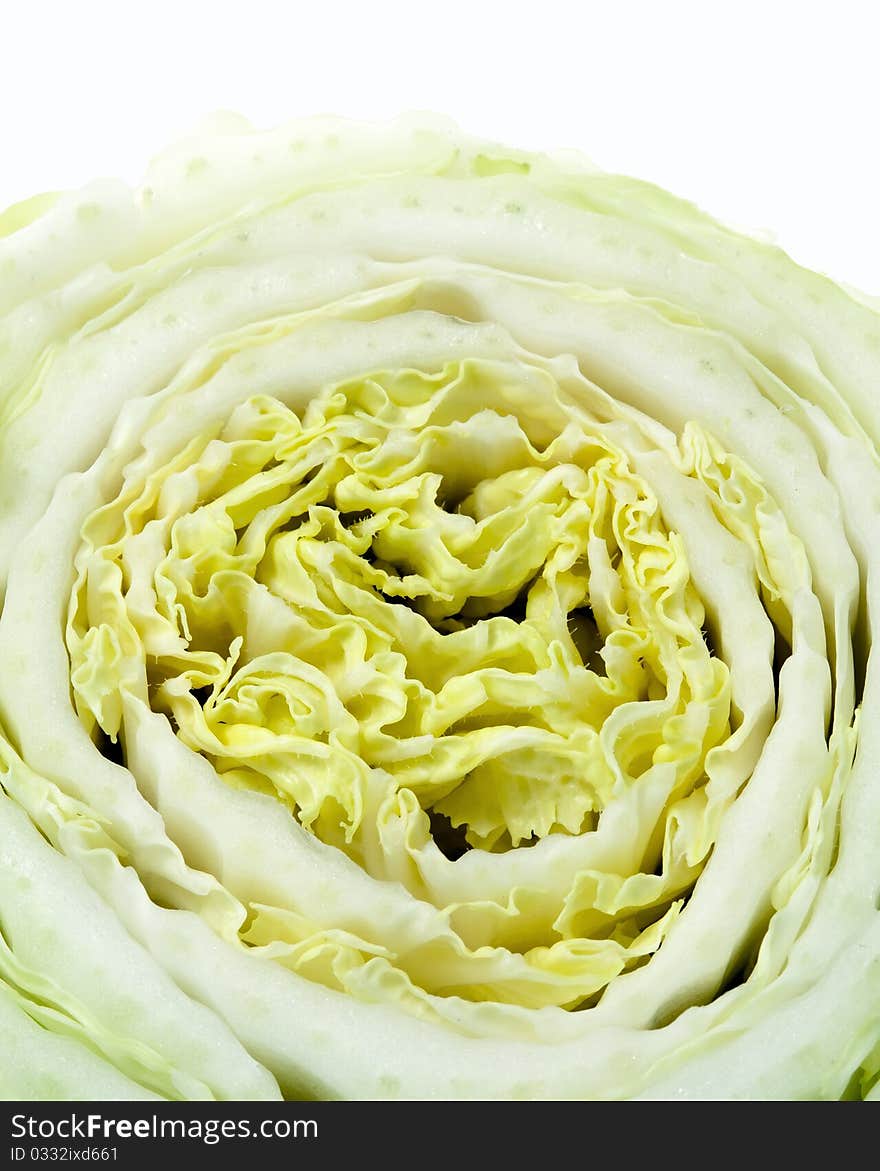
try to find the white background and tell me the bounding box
[3,0,878,293]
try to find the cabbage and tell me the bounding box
[1,114,879,1102]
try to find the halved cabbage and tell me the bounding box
[1,114,878,1100]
